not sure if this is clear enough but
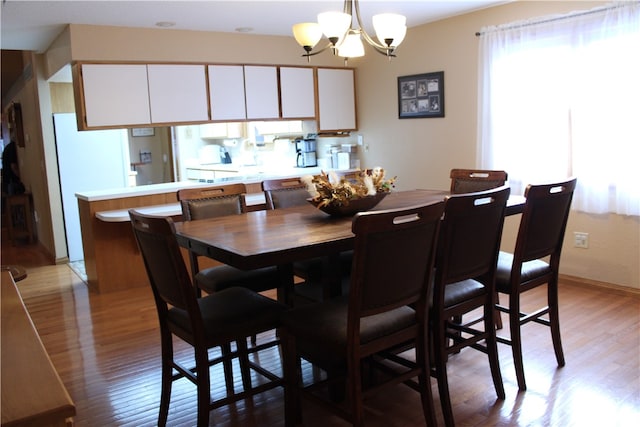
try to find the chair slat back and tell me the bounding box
[349,201,445,319]
[450,169,508,194]
[129,210,197,313]
[436,186,511,285]
[515,177,577,263]
[177,183,247,221]
[262,177,310,210]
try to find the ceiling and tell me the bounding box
[1,0,508,98]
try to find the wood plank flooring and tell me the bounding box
[2,240,639,426]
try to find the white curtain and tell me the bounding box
[477,1,640,216]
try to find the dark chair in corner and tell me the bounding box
[495,177,577,391]
[262,176,353,303]
[129,209,286,427]
[280,201,445,427]
[431,186,510,427]
[177,184,282,296]
[450,168,508,194]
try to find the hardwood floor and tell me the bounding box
[2,239,639,426]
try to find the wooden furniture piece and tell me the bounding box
[5,192,35,245]
[261,177,309,210]
[495,177,577,391]
[449,169,508,194]
[174,190,455,305]
[1,270,76,427]
[128,210,286,427]
[177,184,281,296]
[280,201,444,427]
[431,186,510,427]
[1,264,27,282]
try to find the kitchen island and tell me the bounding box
[75,167,334,293]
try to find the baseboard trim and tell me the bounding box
[560,274,640,297]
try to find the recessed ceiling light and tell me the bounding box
[156,21,176,28]
[235,27,254,33]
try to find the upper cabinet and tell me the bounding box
[279,67,316,119]
[147,64,209,124]
[317,68,357,132]
[74,62,356,132]
[208,65,247,121]
[76,64,151,128]
[244,66,280,120]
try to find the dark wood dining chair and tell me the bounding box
[449,168,508,194]
[261,176,310,210]
[280,201,445,427]
[431,185,510,427]
[177,184,282,296]
[495,177,577,391]
[128,209,286,427]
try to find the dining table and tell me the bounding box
[173,189,525,304]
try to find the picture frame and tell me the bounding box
[398,71,444,119]
[131,127,155,137]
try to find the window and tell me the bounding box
[478,2,640,215]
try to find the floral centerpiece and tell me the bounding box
[302,167,397,216]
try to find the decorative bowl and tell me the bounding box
[308,192,388,217]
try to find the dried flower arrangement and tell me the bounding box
[303,167,397,209]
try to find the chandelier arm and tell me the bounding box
[303,41,335,57]
[353,0,392,51]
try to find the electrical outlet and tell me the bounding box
[573,232,589,248]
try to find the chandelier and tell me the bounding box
[292,0,407,63]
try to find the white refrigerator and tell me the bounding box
[53,113,130,261]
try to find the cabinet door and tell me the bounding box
[79,64,151,128]
[317,68,357,132]
[147,64,209,124]
[244,66,280,120]
[280,67,315,119]
[209,65,247,121]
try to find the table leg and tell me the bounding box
[276,263,295,306]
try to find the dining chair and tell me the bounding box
[431,185,510,427]
[494,177,577,391]
[449,168,508,194]
[177,183,282,296]
[261,176,311,210]
[128,209,286,427]
[280,201,445,427]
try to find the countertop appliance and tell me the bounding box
[295,137,317,168]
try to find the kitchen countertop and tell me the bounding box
[76,166,347,202]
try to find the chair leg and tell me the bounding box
[548,279,565,367]
[237,338,252,391]
[484,301,505,399]
[509,297,527,391]
[494,291,503,330]
[158,331,173,427]
[195,346,211,427]
[434,318,455,427]
[347,356,364,427]
[416,338,438,427]
[221,343,235,395]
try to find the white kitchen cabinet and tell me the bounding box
[280,67,316,119]
[208,65,247,121]
[244,66,280,120]
[317,68,357,132]
[199,122,245,139]
[147,64,209,124]
[77,63,151,128]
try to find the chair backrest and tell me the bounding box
[348,201,445,322]
[449,169,508,194]
[177,183,247,221]
[262,177,310,210]
[129,210,200,319]
[435,186,511,288]
[514,177,577,265]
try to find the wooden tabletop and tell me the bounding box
[1,271,75,427]
[174,189,451,271]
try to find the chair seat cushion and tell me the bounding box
[495,251,551,292]
[168,287,286,344]
[281,297,416,368]
[195,264,282,293]
[442,279,486,308]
